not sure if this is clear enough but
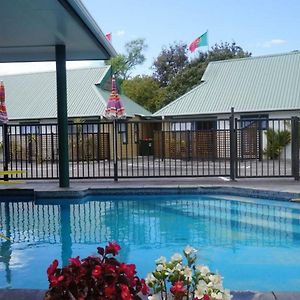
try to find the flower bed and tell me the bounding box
[45,244,230,300]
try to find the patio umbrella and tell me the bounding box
[0,81,9,180]
[104,76,125,181]
[104,76,125,119]
[0,81,8,124]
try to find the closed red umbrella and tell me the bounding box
[104,76,125,119]
[104,76,125,181]
[0,81,8,124]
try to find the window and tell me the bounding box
[20,124,40,134]
[133,123,139,144]
[171,122,192,131]
[118,123,128,144]
[195,120,217,130]
[240,114,269,130]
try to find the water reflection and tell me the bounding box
[0,203,12,287]
[0,195,300,289]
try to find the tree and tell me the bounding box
[207,42,251,62]
[122,76,166,113]
[107,38,148,81]
[152,42,188,87]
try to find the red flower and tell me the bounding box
[119,263,136,281]
[104,284,116,298]
[203,294,210,300]
[140,279,149,295]
[105,241,121,256]
[104,264,117,276]
[69,256,81,267]
[97,247,105,256]
[47,259,58,276]
[49,275,64,287]
[170,281,186,295]
[46,243,147,299]
[92,265,102,278]
[120,284,133,300]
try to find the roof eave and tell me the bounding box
[60,0,117,59]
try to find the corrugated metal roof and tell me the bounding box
[154,52,300,116]
[0,66,150,120]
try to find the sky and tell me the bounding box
[1,0,300,76]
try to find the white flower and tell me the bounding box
[175,263,183,271]
[156,264,164,272]
[196,280,208,292]
[194,281,208,299]
[148,294,161,300]
[209,274,222,284]
[184,245,197,255]
[223,289,232,300]
[155,256,166,264]
[183,266,192,280]
[211,292,223,300]
[196,265,210,276]
[171,253,182,262]
[145,273,156,285]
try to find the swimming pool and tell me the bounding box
[0,193,299,291]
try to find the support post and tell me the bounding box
[2,124,9,181]
[56,45,69,187]
[113,119,118,182]
[230,107,237,180]
[291,116,299,181]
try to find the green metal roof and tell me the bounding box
[154,52,300,117]
[1,66,151,121]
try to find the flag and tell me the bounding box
[189,31,208,52]
[105,33,112,42]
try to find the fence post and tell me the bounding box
[3,124,9,181]
[113,119,118,182]
[291,116,299,181]
[230,107,237,180]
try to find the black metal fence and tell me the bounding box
[0,116,299,181]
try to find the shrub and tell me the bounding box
[45,242,148,300]
[146,246,231,300]
[264,129,291,159]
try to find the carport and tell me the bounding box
[0,0,116,187]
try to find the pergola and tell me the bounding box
[0,0,117,187]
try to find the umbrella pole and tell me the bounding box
[2,124,9,181]
[113,119,118,182]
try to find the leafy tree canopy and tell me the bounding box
[152,42,189,87]
[107,38,147,81]
[122,76,166,113]
[207,42,251,62]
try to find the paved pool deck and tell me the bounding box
[0,290,299,300]
[0,177,300,299]
[0,177,299,192]
[0,177,300,199]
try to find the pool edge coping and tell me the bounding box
[1,186,300,202]
[35,186,300,202]
[0,289,300,300]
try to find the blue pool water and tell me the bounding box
[0,194,300,291]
